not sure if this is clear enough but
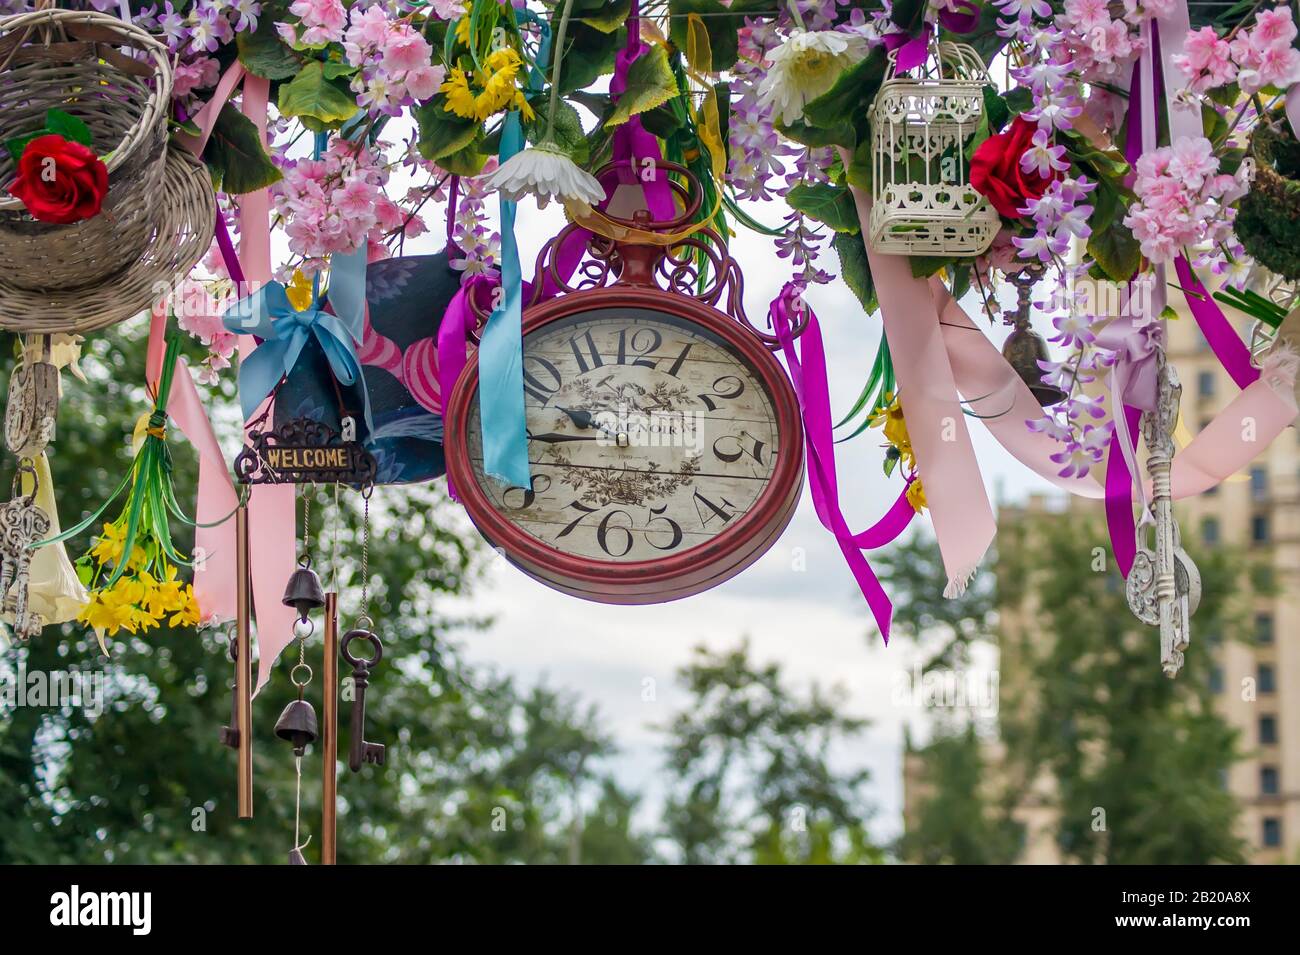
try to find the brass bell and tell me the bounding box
[282,558,325,621]
[1002,325,1068,408]
[274,698,319,755]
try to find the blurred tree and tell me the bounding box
[0,323,640,864]
[889,514,1247,865]
[660,642,882,864]
[898,723,1023,864]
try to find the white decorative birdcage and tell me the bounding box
[869,41,999,257]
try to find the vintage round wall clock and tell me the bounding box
[444,162,806,604]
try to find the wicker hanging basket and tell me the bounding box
[0,145,215,335]
[0,7,173,294]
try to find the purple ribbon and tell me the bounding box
[1173,256,1260,389]
[770,283,914,644]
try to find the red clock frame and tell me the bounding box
[444,285,805,605]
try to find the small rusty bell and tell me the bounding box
[282,557,325,621]
[274,698,319,756]
[1002,326,1068,408]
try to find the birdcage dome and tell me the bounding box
[869,41,999,257]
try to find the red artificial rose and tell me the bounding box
[969,117,1054,220]
[6,134,109,225]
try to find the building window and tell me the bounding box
[1250,466,1268,500]
[1263,818,1282,848]
[1259,664,1276,694]
[1201,517,1220,545]
[1209,666,1223,694]
[1198,370,1215,398]
[1252,515,1269,544]
[1255,613,1274,645]
[1260,716,1278,745]
[1261,766,1280,795]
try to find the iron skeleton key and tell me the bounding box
[342,627,386,771]
[1125,353,1201,677]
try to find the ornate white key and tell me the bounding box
[1125,351,1201,677]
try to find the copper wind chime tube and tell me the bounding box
[321,591,339,865]
[235,502,254,818]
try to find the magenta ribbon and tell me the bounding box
[1174,257,1259,389]
[771,283,914,644]
[883,32,929,73]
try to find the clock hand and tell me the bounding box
[527,431,603,444]
[556,406,601,430]
[556,405,619,436]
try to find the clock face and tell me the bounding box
[464,306,782,564]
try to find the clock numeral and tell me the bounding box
[596,510,635,558]
[697,375,745,412]
[713,431,766,467]
[569,330,605,374]
[664,342,694,378]
[501,474,552,510]
[551,502,687,554]
[523,355,563,404]
[692,490,737,528]
[615,327,662,370]
[556,500,597,539]
[646,505,684,551]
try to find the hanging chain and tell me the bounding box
[300,484,312,560]
[359,487,371,623]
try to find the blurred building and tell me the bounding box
[902,307,1299,863]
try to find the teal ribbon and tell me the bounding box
[478,111,530,487]
[223,243,371,430]
[477,9,548,488]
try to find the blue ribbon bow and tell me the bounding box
[223,243,371,432]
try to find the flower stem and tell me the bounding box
[785,0,806,31]
[543,0,580,147]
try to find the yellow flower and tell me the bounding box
[906,478,927,514]
[169,586,201,628]
[89,522,125,566]
[868,392,916,472]
[77,593,120,633]
[440,47,535,123]
[441,68,480,118]
[454,4,472,48]
[285,269,314,311]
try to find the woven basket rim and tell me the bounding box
[0,8,173,213]
[0,146,215,335]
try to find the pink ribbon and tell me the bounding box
[160,62,298,694]
[770,284,913,642]
[840,155,996,595]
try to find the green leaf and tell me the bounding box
[802,48,886,138]
[1003,86,1033,115]
[1087,220,1141,282]
[438,139,488,176]
[909,255,956,279]
[45,109,94,148]
[579,0,631,34]
[277,61,359,131]
[786,182,860,234]
[555,23,622,95]
[526,100,590,165]
[606,45,678,127]
[833,232,877,313]
[778,118,856,150]
[202,104,282,194]
[5,134,38,165]
[415,97,481,161]
[982,85,1009,134]
[236,18,303,80]
[666,0,764,71]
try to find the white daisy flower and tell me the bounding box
[757,30,870,127]
[480,142,605,211]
